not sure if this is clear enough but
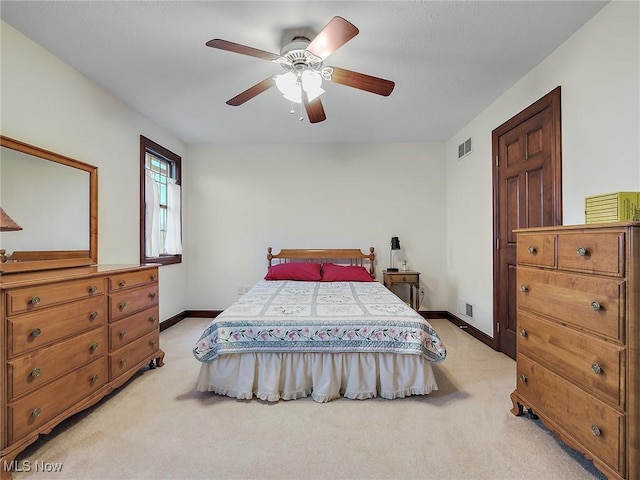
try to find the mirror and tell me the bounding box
[0,135,97,274]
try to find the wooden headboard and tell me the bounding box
[267,247,376,278]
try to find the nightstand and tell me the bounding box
[383,270,420,311]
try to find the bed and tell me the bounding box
[193,248,447,403]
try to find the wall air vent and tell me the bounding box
[465,303,473,318]
[458,300,474,320]
[458,137,472,159]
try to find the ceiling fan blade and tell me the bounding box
[206,39,281,61]
[328,66,395,96]
[306,16,359,60]
[302,93,326,123]
[226,77,275,106]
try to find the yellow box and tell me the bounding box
[585,192,640,223]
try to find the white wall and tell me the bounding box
[445,0,640,336]
[0,22,189,321]
[186,143,448,309]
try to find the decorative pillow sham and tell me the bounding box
[321,263,374,282]
[264,262,322,281]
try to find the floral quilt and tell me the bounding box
[193,280,447,363]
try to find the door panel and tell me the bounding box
[492,87,562,359]
[526,168,545,228]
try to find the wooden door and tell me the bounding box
[492,87,562,359]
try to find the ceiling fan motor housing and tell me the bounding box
[279,39,323,73]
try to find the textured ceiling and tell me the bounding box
[0,1,607,145]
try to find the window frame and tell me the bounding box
[139,135,182,266]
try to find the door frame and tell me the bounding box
[491,86,563,353]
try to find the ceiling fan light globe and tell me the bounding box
[301,70,322,89]
[301,70,324,101]
[275,72,302,103]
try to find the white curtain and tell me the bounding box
[145,170,160,257]
[165,178,182,255]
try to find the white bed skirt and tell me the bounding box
[196,352,438,403]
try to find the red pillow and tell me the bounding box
[321,263,374,282]
[264,262,322,281]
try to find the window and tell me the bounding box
[140,136,182,266]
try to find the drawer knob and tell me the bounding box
[119,280,127,288]
[519,374,528,383]
[120,358,127,367]
[30,367,41,378]
[29,296,41,306]
[591,363,603,375]
[149,292,157,299]
[151,274,157,281]
[90,342,99,351]
[527,246,537,254]
[89,311,99,320]
[30,328,42,338]
[150,316,157,324]
[90,374,99,384]
[151,340,158,348]
[519,328,527,337]
[577,246,588,257]
[88,285,98,295]
[591,425,601,436]
[520,285,529,293]
[591,301,601,311]
[32,407,42,418]
[120,330,127,338]
[119,302,127,311]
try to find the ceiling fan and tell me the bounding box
[206,16,395,124]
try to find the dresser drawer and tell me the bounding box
[517,234,556,267]
[108,269,158,293]
[108,330,160,380]
[6,278,104,315]
[8,327,105,400]
[8,358,106,444]
[109,306,159,350]
[557,231,624,277]
[517,312,624,408]
[109,284,158,322]
[8,296,106,357]
[516,355,624,474]
[517,267,624,342]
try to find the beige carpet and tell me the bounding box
[12,318,605,480]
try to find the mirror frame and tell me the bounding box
[0,135,98,274]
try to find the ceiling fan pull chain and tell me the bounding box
[289,100,295,114]
[299,103,303,121]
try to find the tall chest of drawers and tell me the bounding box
[510,223,639,480]
[0,265,164,480]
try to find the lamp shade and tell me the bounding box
[0,207,22,232]
[390,236,401,250]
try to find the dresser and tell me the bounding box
[1,264,164,479]
[510,223,639,480]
